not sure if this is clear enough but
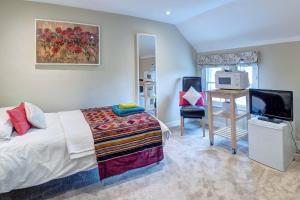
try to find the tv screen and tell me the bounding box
[249,89,293,121]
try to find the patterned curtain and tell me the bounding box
[198,51,258,67]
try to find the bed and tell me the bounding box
[0,108,170,193]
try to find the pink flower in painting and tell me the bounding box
[74,46,82,54]
[44,28,50,34]
[52,47,59,54]
[80,33,89,45]
[46,36,52,43]
[55,27,62,33]
[73,26,82,33]
[66,27,73,33]
[55,38,64,46]
[67,43,74,50]
[51,36,57,43]
[67,32,75,40]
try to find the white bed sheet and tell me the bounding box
[0,113,97,193]
[0,111,171,193]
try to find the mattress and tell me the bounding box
[0,111,170,193]
[0,113,97,193]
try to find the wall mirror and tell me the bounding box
[136,33,157,116]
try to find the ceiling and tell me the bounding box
[29,0,234,24]
[30,0,300,52]
[177,0,300,52]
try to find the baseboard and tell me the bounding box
[165,120,180,128]
[165,118,205,128]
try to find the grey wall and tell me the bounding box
[0,0,196,124]
[199,41,300,139]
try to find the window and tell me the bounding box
[237,64,258,88]
[202,64,258,108]
[204,67,222,91]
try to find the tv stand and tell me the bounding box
[257,116,283,124]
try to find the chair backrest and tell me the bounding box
[182,77,202,92]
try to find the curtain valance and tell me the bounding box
[198,51,258,66]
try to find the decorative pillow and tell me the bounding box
[24,102,47,129]
[183,87,202,106]
[180,91,205,106]
[0,107,14,141]
[7,103,31,135]
[196,92,206,106]
[179,91,191,106]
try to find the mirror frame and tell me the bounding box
[136,33,158,117]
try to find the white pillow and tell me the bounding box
[24,102,47,129]
[0,107,14,141]
[183,87,202,106]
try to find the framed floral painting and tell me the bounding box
[35,19,100,65]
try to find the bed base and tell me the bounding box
[0,168,99,200]
[0,160,163,200]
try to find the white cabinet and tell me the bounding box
[248,118,296,171]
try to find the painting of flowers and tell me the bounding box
[36,20,100,65]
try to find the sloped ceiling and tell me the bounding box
[177,0,300,52]
[29,0,300,52]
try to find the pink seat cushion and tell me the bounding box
[179,91,205,106]
[7,103,31,135]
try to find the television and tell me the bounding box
[249,89,293,122]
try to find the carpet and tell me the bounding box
[49,121,300,200]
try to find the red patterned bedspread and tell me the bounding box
[81,107,164,179]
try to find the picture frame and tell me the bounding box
[35,19,100,65]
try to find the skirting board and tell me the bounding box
[165,118,206,128]
[166,120,180,128]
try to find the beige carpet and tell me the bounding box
[50,122,300,200]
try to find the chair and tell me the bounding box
[180,77,206,137]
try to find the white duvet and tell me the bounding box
[0,111,170,193]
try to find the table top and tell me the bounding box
[206,89,249,98]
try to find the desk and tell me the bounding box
[207,89,250,154]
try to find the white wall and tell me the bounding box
[0,0,196,124]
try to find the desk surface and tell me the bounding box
[207,89,249,98]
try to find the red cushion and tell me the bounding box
[179,91,191,106]
[179,91,205,106]
[196,92,206,106]
[7,103,31,135]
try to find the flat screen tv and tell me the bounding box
[249,89,293,121]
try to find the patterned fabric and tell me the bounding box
[81,107,163,179]
[198,51,258,66]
